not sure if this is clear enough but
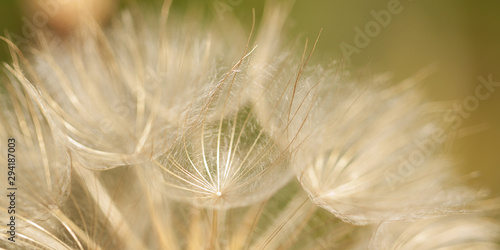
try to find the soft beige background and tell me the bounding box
[1,0,499,194]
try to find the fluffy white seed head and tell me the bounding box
[0,76,70,236]
[296,73,479,225]
[1,0,499,249]
[370,215,500,249]
[146,4,319,208]
[5,9,242,169]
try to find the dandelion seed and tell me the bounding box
[5,8,239,169]
[0,75,71,247]
[369,214,500,249]
[296,73,480,225]
[0,0,499,249]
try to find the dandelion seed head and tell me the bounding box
[297,74,479,225]
[0,76,71,234]
[369,215,500,250]
[8,9,243,169]
[1,1,499,249]
[150,86,298,208]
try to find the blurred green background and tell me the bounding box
[0,0,499,194]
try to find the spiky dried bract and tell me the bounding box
[297,74,479,225]
[0,77,71,248]
[370,215,500,249]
